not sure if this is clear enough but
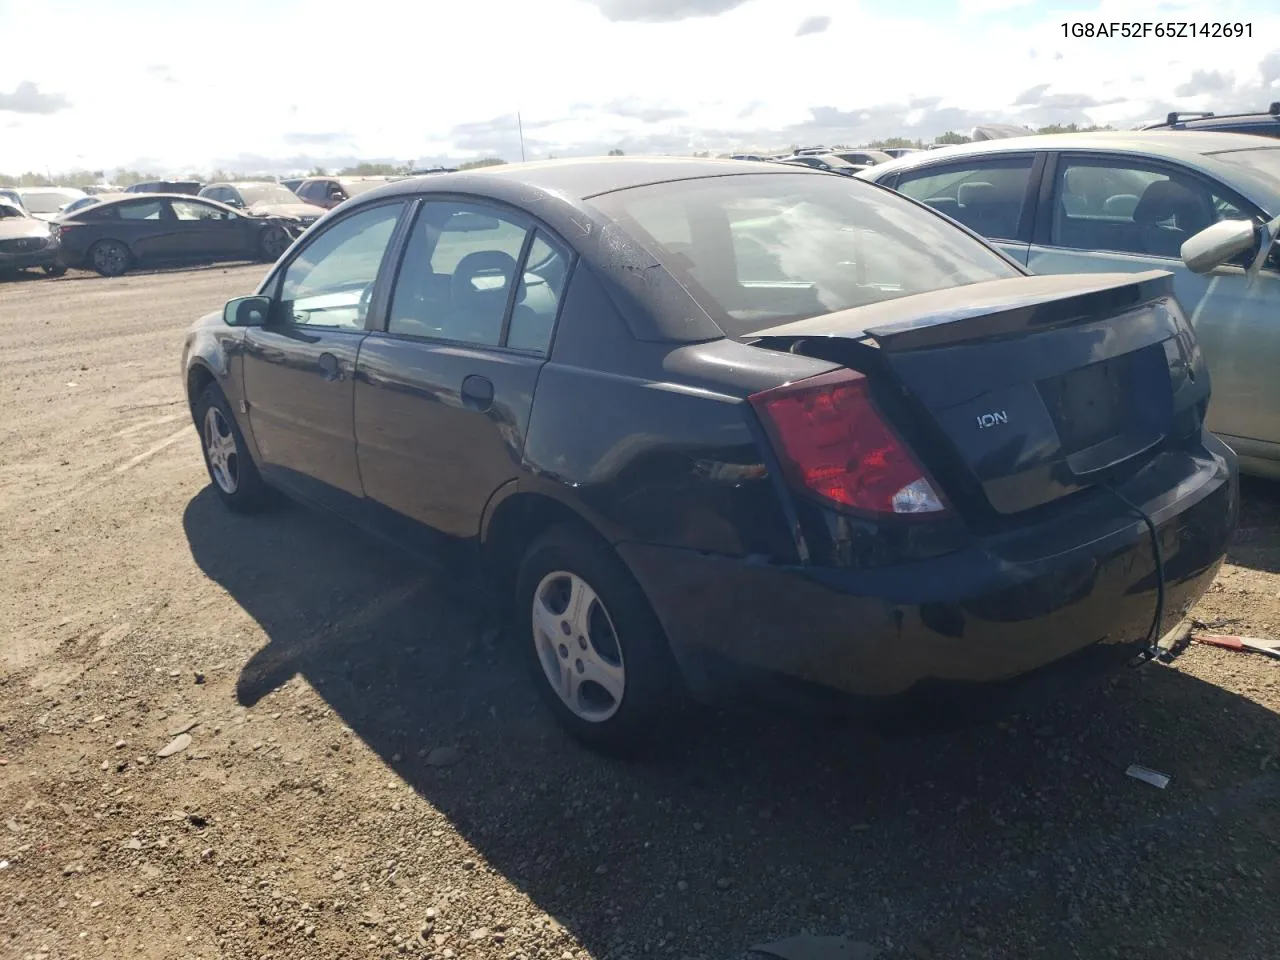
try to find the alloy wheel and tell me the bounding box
[532,571,626,722]
[203,406,240,495]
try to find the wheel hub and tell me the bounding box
[533,571,625,723]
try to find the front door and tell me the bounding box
[241,199,408,508]
[354,199,572,558]
[1026,153,1280,455]
[169,198,246,260]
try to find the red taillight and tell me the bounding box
[748,368,946,517]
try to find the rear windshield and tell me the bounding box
[591,172,1021,335]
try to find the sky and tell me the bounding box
[1,0,1279,176]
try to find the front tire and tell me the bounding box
[258,226,291,262]
[194,383,272,513]
[515,525,683,755]
[88,239,130,277]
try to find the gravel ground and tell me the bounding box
[2,264,1280,960]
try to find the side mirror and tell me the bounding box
[1181,219,1257,274]
[224,295,271,327]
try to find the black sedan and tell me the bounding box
[0,200,65,277]
[58,195,297,276]
[183,158,1236,753]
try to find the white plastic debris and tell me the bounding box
[1125,764,1170,789]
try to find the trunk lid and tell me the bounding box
[750,271,1208,516]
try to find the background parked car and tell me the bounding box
[860,130,1280,477]
[15,187,87,221]
[884,147,925,159]
[0,200,65,277]
[199,181,326,229]
[294,175,403,210]
[183,157,1233,752]
[57,194,295,277]
[1141,102,1280,139]
[0,188,27,213]
[779,154,864,176]
[57,193,128,217]
[125,180,203,196]
[831,149,894,166]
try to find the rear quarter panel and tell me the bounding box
[521,264,817,562]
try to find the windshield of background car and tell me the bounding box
[22,192,76,214]
[591,173,1021,335]
[1205,147,1280,204]
[238,183,302,206]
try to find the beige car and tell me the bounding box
[861,131,1280,478]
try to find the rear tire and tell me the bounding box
[514,524,683,755]
[194,382,272,513]
[88,239,130,277]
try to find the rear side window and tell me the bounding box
[592,173,1021,335]
[893,157,1035,240]
[387,201,529,346]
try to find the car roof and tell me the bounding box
[862,130,1280,211]
[370,156,794,202]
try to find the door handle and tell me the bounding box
[461,374,494,412]
[318,352,344,382]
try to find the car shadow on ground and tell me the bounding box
[183,487,1280,959]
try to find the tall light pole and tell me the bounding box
[517,112,526,162]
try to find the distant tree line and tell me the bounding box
[1,126,1115,186]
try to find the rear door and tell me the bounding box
[111,198,174,263]
[354,198,572,557]
[1026,151,1280,453]
[888,153,1044,265]
[241,199,409,509]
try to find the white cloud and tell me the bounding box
[0,0,1278,174]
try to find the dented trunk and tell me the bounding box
[750,271,1211,517]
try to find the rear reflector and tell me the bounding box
[749,368,946,517]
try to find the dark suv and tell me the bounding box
[1141,102,1280,139]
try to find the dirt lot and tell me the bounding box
[2,264,1280,960]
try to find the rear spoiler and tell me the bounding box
[750,271,1175,354]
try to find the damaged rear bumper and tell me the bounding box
[619,436,1236,721]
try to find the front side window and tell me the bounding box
[894,156,1034,240]
[278,201,405,329]
[592,172,1021,335]
[1051,157,1251,259]
[387,201,530,345]
[117,200,165,220]
[172,200,230,221]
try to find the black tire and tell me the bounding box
[258,225,291,263]
[514,524,683,755]
[194,382,272,513]
[43,263,67,277]
[88,239,130,277]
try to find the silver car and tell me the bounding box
[860,132,1280,478]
